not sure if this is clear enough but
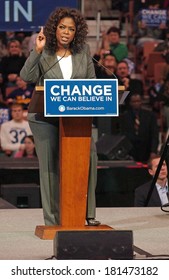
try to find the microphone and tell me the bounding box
[38,44,68,85]
[161,202,169,212]
[161,192,169,212]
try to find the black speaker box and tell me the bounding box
[54,230,133,260]
[1,183,41,208]
[96,134,133,160]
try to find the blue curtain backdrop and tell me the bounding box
[0,0,79,31]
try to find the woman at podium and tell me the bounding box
[20,7,100,226]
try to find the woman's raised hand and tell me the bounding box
[35,26,46,54]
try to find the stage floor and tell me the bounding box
[0,207,169,260]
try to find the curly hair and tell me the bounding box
[44,7,88,55]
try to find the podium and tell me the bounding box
[35,84,125,240]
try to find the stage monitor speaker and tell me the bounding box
[1,183,41,208]
[96,134,133,160]
[54,230,133,260]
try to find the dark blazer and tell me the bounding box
[120,108,159,162]
[20,44,95,113]
[134,180,162,207]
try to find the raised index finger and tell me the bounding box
[40,26,44,34]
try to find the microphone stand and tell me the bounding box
[145,134,169,206]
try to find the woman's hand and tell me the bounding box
[35,27,46,54]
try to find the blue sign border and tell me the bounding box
[44,79,119,117]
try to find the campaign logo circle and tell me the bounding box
[58,105,65,112]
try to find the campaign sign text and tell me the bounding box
[44,79,118,117]
[0,0,78,31]
[141,9,167,27]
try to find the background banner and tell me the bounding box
[141,9,167,27]
[0,0,79,31]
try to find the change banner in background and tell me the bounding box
[141,9,167,27]
[0,0,79,31]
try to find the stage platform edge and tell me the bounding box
[35,224,114,240]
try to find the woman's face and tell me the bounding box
[56,17,76,47]
[24,137,35,153]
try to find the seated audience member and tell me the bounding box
[0,103,32,156]
[134,156,168,206]
[94,51,117,79]
[100,26,128,63]
[117,60,144,94]
[0,39,26,97]
[14,135,37,158]
[120,93,159,163]
[6,76,34,109]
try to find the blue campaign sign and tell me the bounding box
[141,9,167,27]
[44,79,119,117]
[0,0,79,31]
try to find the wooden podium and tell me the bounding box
[35,85,124,240]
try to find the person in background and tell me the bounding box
[6,76,34,110]
[94,51,117,79]
[20,7,100,226]
[120,93,159,163]
[0,40,26,98]
[116,60,144,110]
[14,135,37,158]
[134,156,168,206]
[116,60,144,96]
[103,26,128,63]
[94,26,128,65]
[0,103,32,156]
